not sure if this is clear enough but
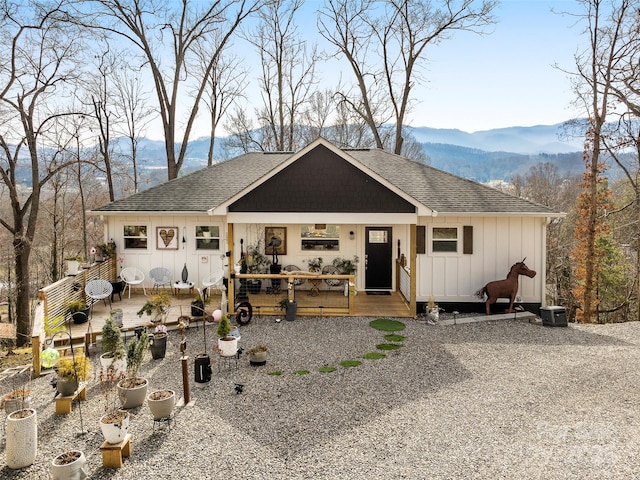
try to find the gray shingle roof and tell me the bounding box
[91,141,558,215]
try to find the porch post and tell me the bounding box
[227,223,235,316]
[410,224,417,317]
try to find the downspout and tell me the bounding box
[227,223,235,317]
[410,224,417,317]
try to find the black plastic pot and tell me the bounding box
[247,280,262,294]
[194,354,212,383]
[286,301,297,321]
[150,333,167,359]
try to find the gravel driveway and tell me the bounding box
[2,316,640,479]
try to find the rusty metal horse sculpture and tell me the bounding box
[475,259,536,315]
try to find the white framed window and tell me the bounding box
[123,225,148,249]
[431,227,458,253]
[301,225,340,251]
[195,226,220,250]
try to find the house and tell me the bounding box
[89,138,561,316]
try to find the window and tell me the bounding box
[432,227,458,253]
[301,225,340,251]
[123,225,147,249]
[195,226,220,250]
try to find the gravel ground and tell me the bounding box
[2,315,640,479]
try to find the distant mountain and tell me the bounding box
[407,123,584,155]
[115,123,591,186]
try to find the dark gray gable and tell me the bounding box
[228,144,416,213]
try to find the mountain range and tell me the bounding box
[122,122,591,186]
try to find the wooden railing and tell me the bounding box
[398,262,411,303]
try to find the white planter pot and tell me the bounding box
[147,390,176,420]
[99,353,126,376]
[6,408,37,469]
[218,337,238,357]
[66,260,80,275]
[51,450,87,480]
[117,377,149,409]
[100,411,130,444]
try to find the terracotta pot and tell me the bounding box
[6,408,37,469]
[147,390,176,420]
[51,450,87,480]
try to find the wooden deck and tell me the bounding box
[64,287,411,342]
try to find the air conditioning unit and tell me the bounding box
[540,306,567,327]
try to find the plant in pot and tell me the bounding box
[64,255,83,275]
[137,291,171,325]
[117,330,149,409]
[55,354,91,396]
[147,388,176,420]
[149,324,168,360]
[99,366,129,444]
[66,299,90,324]
[1,387,31,415]
[246,242,271,294]
[96,242,116,261]
[51,450,88,480]
[332,255,359,275]
[100,316,126,374]
[216,313,238,357]
[305,257,323,272]
[278,298,297,321]
[191,289,206,317]
[3,369,37,469]
[247,344,268,366]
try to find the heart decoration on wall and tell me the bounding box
[159,228,175,247]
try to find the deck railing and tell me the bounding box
[399,263,410,303]
[37,259,116,328]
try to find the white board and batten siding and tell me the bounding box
[417,216,546,304]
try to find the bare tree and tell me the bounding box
[566,0,634,323]
[318,0,497,155]
[75,0,263,179]
[0,1,86,346]
[226,0,319,152]
[194,43,248,166]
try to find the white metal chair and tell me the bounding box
[85,279,113,317]
[283,265,306,286]
[149,267,172,293]
[120,267,147,298]
[202,270,225,291]
[322,265,344,290]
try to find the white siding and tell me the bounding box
[417,216,545,304]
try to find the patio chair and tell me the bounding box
[149,267,172,293]
[322,265,343,290]
[120,267,147,298]
[85,279,113,317]
[202,270,225,301]
[283,265,306,286]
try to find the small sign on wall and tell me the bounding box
[201,256,208,263]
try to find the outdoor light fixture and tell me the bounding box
[349,231,355,240]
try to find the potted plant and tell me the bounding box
[137,291,171,324]
[332,255,359,275]
[64,256,83,275]
[99,366,129,444]
[149,324,168,360]
[278,298,297,321]
[100,316,126,374]
[246,242,271,294]
[5,406,37,469]
[305,257,323,272]
[147,389,176,420]
[96,242,116,261]
[51,450,87,480]
[191,290,205,317]
[55,354,91,396]
[66,300,90,324]
[1,388,31,414]
[247,344,268,366]
[117,330,149,408]
[216,313,237,356]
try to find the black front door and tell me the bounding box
[365,227,392,291]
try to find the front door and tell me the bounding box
[365,227,392,291]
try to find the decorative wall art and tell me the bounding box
[157,227,179,250]
[265,227,286,256]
